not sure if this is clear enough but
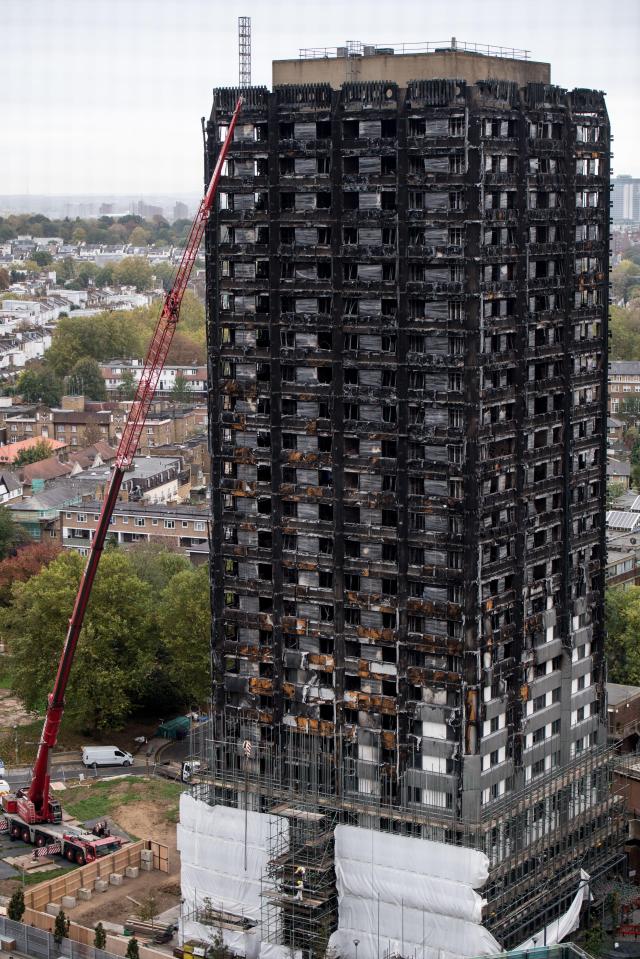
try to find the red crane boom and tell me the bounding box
[15,97,243,824]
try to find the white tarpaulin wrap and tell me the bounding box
[518,870,590,950]
[328,824,502,959]
[178,795,289,958]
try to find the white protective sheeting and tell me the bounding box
[328,824,502,959]
[178,795,289,957]
[517,870,590,950]
[259,945,302,959]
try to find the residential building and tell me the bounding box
[607,459,631,489]
[0,436,66,465]
[8,480,82,541]
[200,45,620,953]
[60,500,208,559]
[110,405,203,451]
[100,359,207,400]
[609,361,640,414]
[67,455,187,504]
[612,175,640,226]
[0,470,22,504]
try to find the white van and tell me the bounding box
[81,746,133,768]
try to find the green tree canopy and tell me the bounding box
[5,551,157,734]
[31,250,53,268]
[94,264,114,287]
[612,260,640,304]
[158,565,210,706]
[117,368,137,400]
[14,439,53,468]
[45,313,143,377]
[170,371,191,405]
[0,505,23,560]
[16,367,63,406]
[609,304,640,361]
[606,587,640,684]
[67,357,106,401]
[113,256,153,291]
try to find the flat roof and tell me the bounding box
[272,44,550,90]
[608,682,640,707]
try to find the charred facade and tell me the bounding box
[204,57,622,946]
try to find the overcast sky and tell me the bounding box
[2,0,638,197]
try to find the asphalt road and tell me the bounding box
[4,754,151,792]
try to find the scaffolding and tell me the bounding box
[260,804,337,958]
[189,714,627,951]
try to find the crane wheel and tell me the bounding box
[65,848,75,862]
[10,824,20,839]
[36,835,46,847]
[75,851,85,866]
[21,828,30,843]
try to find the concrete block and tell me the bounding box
[140,849,153,862]
[94,879,108,893]
[125,865,139,879]
[77,887,92,901]
[0,936,17,950]
[109,872,123,886]
[140,860,152,872]
[61,895,76,909]
[46,902,61,916]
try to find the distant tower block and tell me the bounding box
[238,16,251,88]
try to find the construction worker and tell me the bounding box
[294,865,306,900]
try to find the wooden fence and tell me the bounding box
[24,838,169,912]
[15,837,171,959]
[21,908,171,959]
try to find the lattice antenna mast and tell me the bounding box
[238,16,251,88]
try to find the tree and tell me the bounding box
[5,551,157,734]
[136,894,159,930]
[0,506,22,561]
[53,908,70,946]
[0,541,61,606]
[31,251,53,268]
[16,368,62,406]
[94,923,107,949]
[113,256,153,292]
[53,257,76,282]
[158,565,211,706]
[0,267,10,290]
[129,226,150,247]
[14,440,53,468]
[117,369,136,400]
[45,313,143,377]
[170,372,191,405]
[7,888,25,921]
[95,265,114,287]
[612,260,640,304]
[67,357,106,401]
[606,481,626,509]
[606,587,640,684]
[126,937,140,959]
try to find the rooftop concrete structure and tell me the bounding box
[273,43,550,90]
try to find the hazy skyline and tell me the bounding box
[2,0,638,197]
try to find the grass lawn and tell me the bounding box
[21,866,74,886]
[59,776,183,825]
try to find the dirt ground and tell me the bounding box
[68,797,181,927]
[0,689,38,727]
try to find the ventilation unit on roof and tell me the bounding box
[336,47,347,58]
[363,45,375,56]
[375,47,394,55]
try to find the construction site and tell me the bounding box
[173,31,624,959]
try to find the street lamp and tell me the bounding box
[353,939,360,959]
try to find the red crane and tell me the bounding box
[6,97,243,827]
